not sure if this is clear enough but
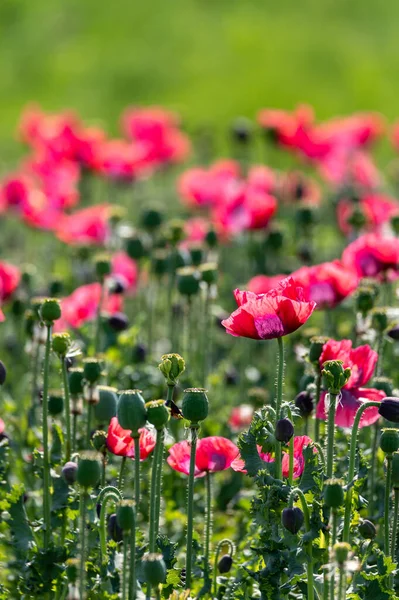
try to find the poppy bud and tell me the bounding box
[117,390,147,435]
[62,461,78,485]
[69,368,84,396]
[52,332,71,357]
[299,373,314,391]
[380,428,399,454]
[358,519,376,539]
[199,262,218,285]
[323,479,345,508]
[182,388,209,424]
[275,418,294,443]
[158,353,185,386]
[296,204,317,228]
[281,507,304,534]
[95,254,112,279]
[76,451,101,489]
[265,227,284,252]
[379,398,399,423]
[48,392,64,416]
[373,377,394,397]
[40,298,61,323]
[309,336,329,365]
[116,499,135,532]
[371,308,388,333]
[322,360,351,395]
[152,250,168,277]
[0,360,6,386]
[231,117,253,144]
[66,558,79,583]
[126,235,146,260]
[189,246,203,267]
[92,430,107,453]
[177,267,200,296]
[49,278,63,297]
[334,542,351,565]
[165,219,185,246]
[356,286,377,317]
[218,554,233,574]
[108,313,129,332]
[388,324,399,341]
[132,343,147,363]
[83,358,102,384]
[295,391,314,418]
[205,229,218,248]
[94,386,118,423]
[142,553,167,587]
[107,513,123,542]
[146,399,170,430]
[141,206,164,232]
[11,297,25,317]
[391,452,399,488]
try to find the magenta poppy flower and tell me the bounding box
[290,261,358,309]
[316,339,385,428]
[0,261,21,302]
[318,150,380,189]
[247,274,287,296]
[56,204,113,246]
[107,417,156,460]
[55,283,123,331]
[337,194,399,236]
[167,436,239,478]
[111,252,138,293]
[342,233,399,280]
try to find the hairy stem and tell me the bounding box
[274,336,284,480]
[185,425,199,590]
[42,324,52,549]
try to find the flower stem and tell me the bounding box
[212,539,234,598]
[154,428,165,541]
[129,510,137,600]
[98,486,122,563]
[391,488,399,561]
[94,279,105,355]
[204,471,213,586]
[342,400,381,542]
[61,358,72,462]
[185,424,199,590]
[314,372,321,443]
[79,490,87,600]
[133,436,141,507]
[122,532,129,600]
[86,400,93,447]
[274,336,284,480]
[287,488,314,600]
[42,323,52,549]
[385,454,393,555]
[149,429,163,552]
[330,511,338,600]
[369,422,379,518]
[326,392,338,479]
[119,456,127,491]
[338,567,346,600]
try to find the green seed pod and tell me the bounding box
[141,206,164,232]
[83,358,103,384]
[199,262,218,285]
[165,219,185,246]
[371,308,388,333]
[117,390,147,435]
[52,332,71,357]
[323,478,345,508]
[373,377,394,397]
[48,391,64,416]
[379,398,399,423]
[66,558,79,583]
[146,400,170,430]
[265,226,284,252]
[309,336,329,365]
[69,368,84,396]
[95,254,112,279]
[177,266,200,297]
[142,553,167,586]
[334,542,351,565]
[205,229,218,248]
[296,204,317,228]
[49,278,63,297]
[11,297,25,317]
[40,298,61,323]
[152,249,168,277]
[76,451,101,489]
[158,353,185,386]
[182,388,209,424]
[189,245,203,267]
[359,519,376,539]
[92,430,107,453]
[347,206,367,229]
[126,235,146,260]
[322,360,351,395]
[356,286,377,317]
[116,500,135,532]
[391,452,399,488]
[380,428,399,454]
[94,386,118,423]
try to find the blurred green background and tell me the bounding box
[1,0,399,159]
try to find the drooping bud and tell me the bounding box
[294,391,314,418]
[358,519,376,540]
[379,398,399,423]
[158,353,185,386]
[94,386,118,423]
[218,554,233,574]
[142,553,167,587]
[117,390,147,436]
[107,513,123,542]
[323,479,345,508]
[281,507,304,534]
[182,388,209,424]
[387,324,399,341]
[146,400,170,430]
[322,360,351,395]
[40,298,61,323]
[116,499,135,532]
[76,451,101,489]
[380,428,399,454]
[275,418,294,443]
[62,461,78,485]
[52,332,71,358]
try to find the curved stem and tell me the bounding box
[98,487,122,563]
[79,490,87,600]
[326,392,338,479]
[134,436,141,507]
[342,401,381,542]
[287,488,314,600]
[204,472,212,586]
[312,442,325,466]
[274,337,284,480]
[61,358,72,462]
[385,454,393,555]
[185,425,199,590]
[391,488,399,561]
[42,323,52,549]
[212,539,234,598]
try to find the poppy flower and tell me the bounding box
[0,261,21,302]
[316,339,385,428]
[106,417,156,460]
[55,283,123,331]
[290,261,358,309]
[341,233,399,280]
[279,172,321,206]
[337,194,399,236]
[178,160,240,209]
[247,274,287,295]
[180,217,212,249]
[229,405,254,432]
[319,150,380,190]
[167,436,239,478]
[56,204,113,246]
[222,277,316,340]
[94,139,151,180]
[111,252,138,293]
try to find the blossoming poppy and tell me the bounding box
[341,233,399,280]
[107,417,156,460]
[316,339,385,428]
[229,405,254,432]
[222,277,316,340]
[178,160,240,209]
[111,252,138,293]
[0,261,21,302]
[318,150,380,190]
[55,283,123,331]
[56,204,113,246]
[337,194,399,236]
[167,436,239,478]
[290,261,358,309]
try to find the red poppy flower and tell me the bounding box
[341,233,399,280]
[55,283,123,331]
[56,204,113,246]
[247,274,287,295]
[229,405,254,432]
[222,277,316,340]
[167,436,239,478]
[178,160,240,209]
[316,339,385,428]
[94,139,151,180]
[107,417,156,460]
[0,261,21,302]
[180,217,212,249]
[291,261,358,309]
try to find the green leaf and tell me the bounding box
[5,484,34,554]
[50,423,64,465]
[299,445,323,493]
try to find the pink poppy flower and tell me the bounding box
[247,274,287,295]
[56,204,113,246]
[107,417,156,460]
[178,160,240,209]
[229,405,254,432]
[342,233,399,280]
[0,261,21,302]
[111,252,138,293]
[290,261,358,309]
[337,194,399,236]
[167,436,239,478]
[55,283,123,331]
[319,150,380,189]
[279,172,321,206]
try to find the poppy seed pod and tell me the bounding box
[296,204,317,229]
[334,542,351,565]
[146,400,170,430]
[140,206,164,232]
[94,386,118,423]
[158,353,185,386]
[322,360,351,395]
[108,313,130,332]
[52,332,71,357]
[265,227,284,252]
[299,373,314,391]
[177,267,200,297]
[356,286,377,317]
[152,250,168,277]
[107,513,123,542]
[92,430,107,453]
[275,418,294,443]
[68,368,84,396]
[117,390,147,435]
[83,358,102,384]
[182,388,209,424]
[48,392,64,416]
[347,206,367,230]
[40,298,61,323]
[358,519,376,539]
[76,451,101,489]
[281,507,304,534]
[62,461,78,485]
[309,336,329,365]
[116,500,135,532]
[189,246,203,267]
[199,262,218,286]
[132,343,147,363]
[371,308,388,333]
[231,116,253,144]
[218,554,233,574]
[379,398,399,423]
[95,255,112,279]
[126,235,146,260]
[142,553,167,587]
[294,391,314,418]
[323,479,345,508]
[373,377,394,397]
[0,360,7,386]
[380,428,399,454]
[205,229,218,248]
[165,219,185,246]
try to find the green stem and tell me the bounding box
[185,424,199,590]
[134,436,141,507]
[391,488,399,561]
[98,486,122,563]
[86,393,93,446]
[204,472,212,586]
[330,511,338,600]
[61,358,72,462]
[79,490,87,600]
[274,337,284,480]
[101,454,106,487]
[385,455,393,555]
[314,372,321,443]
[338,567,346,600]
[122,532,129,600]
[119,456,127,491]
[288,436,294,485]
[94,278,105,354]
[149,429,163,552]
[129,510,137,600]
[326,392,338,479]
[369,422,379,518]
[30,339,40,427]
[342,401,381,542]
[154,428,165,541]
[72,410,78,453]
[287,488,314,600]
[212,539,234,598]
[42,324,52,549]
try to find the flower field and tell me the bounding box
[2,103,399,600]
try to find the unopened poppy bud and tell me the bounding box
[66,558,79,583]
[373,377,394,397]
[275,418,294,443]
[388,324,399,341]
[391,452,399,488]
[199,262,218,285]
[205,229,218,248]
[324,479,345,508]
[76,451,101,489]
[356,286,377,317]
[166,219,185,246]
[40,298,61,323]
[0,360,6,386]
[152,250,168,277]
[117,390,147,436]
[177,267,200,296]
[358,519,376,539]
[189,245,203,267]
[371,308,388,333]
[132,343,147,363]
[116,499,135,532]
[107,513,123,542]
[218,554,233,574]
[231,117,253,144]
[334,542,351,565]
[108,313,129,332]
[265,227,284,252]
[282,507,304,534]
[62,461,78,485]
[182,388,209,424]
[309,336,329,365]
[146,400,170,430]
[92,430,107,453]
[49,278,63,297]
[296,204,317,228]
[83,358,102,384]
[158,353,185,386]
[95,254,112,279]
[48,391,64,416]
[379,397,399,423]
[380,428,399,454]
[142,553,167,586]
[295,391,314,418]
[322,360,351,395]
[69,368,84,396]
[141,206,164,232]
[126,235,147,260]
[52,332,71,357]
[94,386,118,423]
[299,373,314,391]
